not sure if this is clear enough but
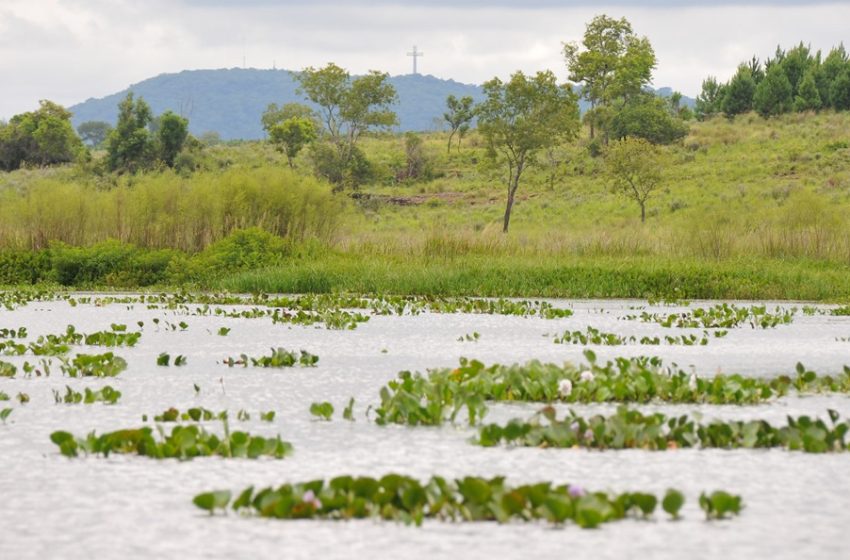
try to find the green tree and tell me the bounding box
[605,137,665,223]
[106,92,154,173]
[610,94,688,145]
[76,121,113,148]
[721,66,756,118]
[794,70,822,112]
[0,100,83,171]
[695,76,725,120]
[477,70,580,233]
[269,117,317,168]
[563,15,657,140]
[156,111,189,167]
[753,64,793,117]
[830,69,850,110]
[261,102,318,135]
[820,45,848,107]
[295,63,397,188]
[443,95,476,153]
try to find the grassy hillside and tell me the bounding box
[1,111,849,299]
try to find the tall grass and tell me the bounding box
[0,168,344,251]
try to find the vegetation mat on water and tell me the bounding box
[374,354,850,426]
[192,474,743,526]
[477,406,850,453]
[50,425,293,460]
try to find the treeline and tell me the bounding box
[0,94,197,173]
[696,43,850,119]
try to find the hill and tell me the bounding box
[68,68,693,140]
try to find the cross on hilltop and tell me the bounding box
[407,45,424,75]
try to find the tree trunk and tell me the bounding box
[640,201,646,223]
[447,130,455,154]
[502,189,515,233]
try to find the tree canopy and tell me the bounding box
[0,100,84,171]
[477,70,580,232]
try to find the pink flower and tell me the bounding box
[579,370,594,382]
[569,485,586,498]
[302,490,322,509]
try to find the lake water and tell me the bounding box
[1,297,848,560]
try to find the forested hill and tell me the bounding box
[68,69,484,140]
[68,68,693,140]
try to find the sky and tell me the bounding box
[1,0,849,119]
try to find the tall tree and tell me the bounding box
[294,63,397,187]
[753,64,793,117]
[261,102,318,136]
[0,100,83,171]
[443,95,476,153]
[721,66,756,118]
[477,70,580,233]
[106,92,154,173]
[605,137,665,223]
[794,70,822,112]
[563,15,657,139]
[695,77,725,120]
[156,111,189,167]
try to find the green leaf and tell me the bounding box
[662,489,684,518]
[193,490,231,513]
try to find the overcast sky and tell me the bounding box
[1,0,849,119]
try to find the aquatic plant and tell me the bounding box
[374,353,850,426]
[52,385,122,404]
[477,406,850,453]
[554,326,723,346]
[50,425,293,460]
[310,401,334,421]
[224,348,319,368]
[192,475,728,528]
[59,352,128,377]
[624,303,795,329]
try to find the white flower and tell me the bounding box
[688,374,698,391]
[579,370,594,382]
[559,379,573,398]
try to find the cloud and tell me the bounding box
[1,0,849,119]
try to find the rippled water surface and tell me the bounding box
[1,298,849,560]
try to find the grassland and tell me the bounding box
[1,111,850,300]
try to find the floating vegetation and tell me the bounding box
[0,360,15,378]
[217,327,231,336]
[700,491,743,520]
[59,352,128,378]
[192,475,736,528]
[53,385,121,404]
[310,401,334,421]
[157,353,187,366]
[554,326,724,346]
[50,425,293,460]
[147,407,277,423]
[342,398,355,421]
[458,332,481,342]
[0,390,8,400]
[224,348,319,368]
[374,354,850,426]
[0,327,27,338]
[0,408,11,423]
[623,303,795,329]
[477,406,850,454]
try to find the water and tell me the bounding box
[1,298,849,559]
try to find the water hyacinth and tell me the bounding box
[192,474,713,527]
[559,379,573,397]
[579,370,594,382]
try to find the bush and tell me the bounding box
[0,250,51,284]
[50,240,178,287]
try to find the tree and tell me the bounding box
[477,70,580,233]
[156,111,189,167]
[295,63,397,188]
[261,102,318,135]
[753,64,793,117]
[443,95,476,153]
[820,45,848,107]
[610,94,688,145]
[695,76,725,120]
[721,66,756,118]
[794,70,822,112]
[605,137,664,223]
[0,100,83,171]
[564,15,657,139]
[77,121,113,148]
[269,117,317,168]
[830,70,850,110]
[106,92,154,173]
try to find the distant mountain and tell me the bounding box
[68,68,694,140]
